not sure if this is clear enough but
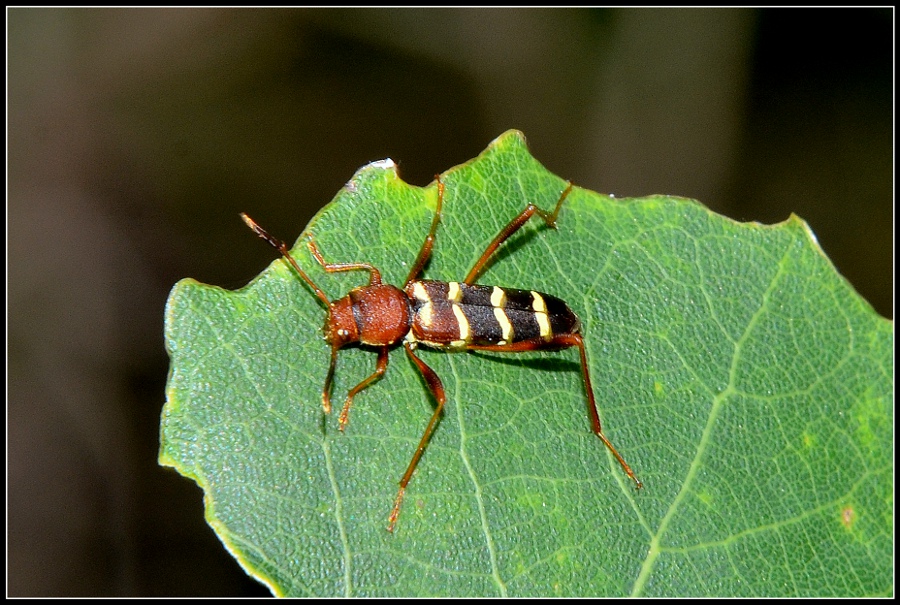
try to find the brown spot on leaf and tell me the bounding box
[841,505,856,528]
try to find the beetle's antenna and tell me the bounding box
[240,213,332,307]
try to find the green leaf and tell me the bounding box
[160,130,892,597]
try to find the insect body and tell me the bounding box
[406,280,579,349]
[241,176,641,533]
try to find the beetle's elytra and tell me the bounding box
[241,175,641,532]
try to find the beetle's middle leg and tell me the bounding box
[464,181,573,285]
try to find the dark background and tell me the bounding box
[7,8,892,596]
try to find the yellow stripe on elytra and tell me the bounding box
[412,282,430,301]
[412,282,434,327]
[490,286,506,308]
[452,303,470,343]
[447,281,462,302]
[491,287,513,344]
[493,307,513,344]
[420,302,434,328]
[532,291,552,338]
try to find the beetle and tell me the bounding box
[241,175,642,532]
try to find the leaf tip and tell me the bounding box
[368,158,397,171]
[488,128,528,150]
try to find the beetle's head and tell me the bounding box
[323,294,359,348]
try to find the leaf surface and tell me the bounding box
[160,130,893,597]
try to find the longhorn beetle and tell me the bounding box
[240,175,642,532]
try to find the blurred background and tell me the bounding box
[7,7,892,596]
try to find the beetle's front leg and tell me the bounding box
[338,346,390,431]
